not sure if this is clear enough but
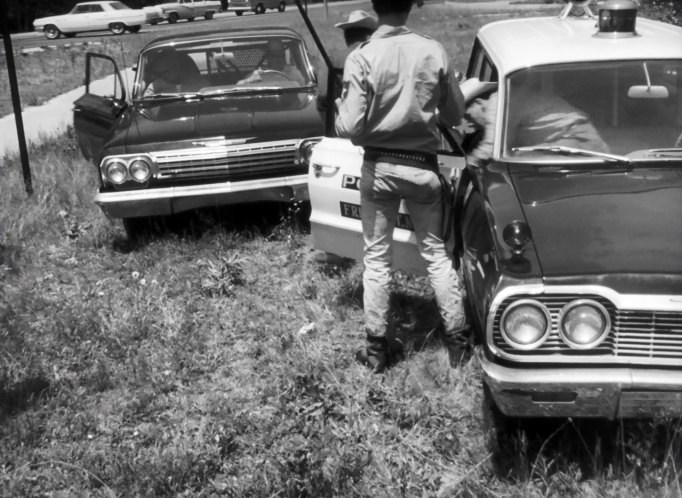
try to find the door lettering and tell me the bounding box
[342,174,360,191]
[339,202,414,231]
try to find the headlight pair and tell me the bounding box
[501,299,611,350]
[102,156,154,186]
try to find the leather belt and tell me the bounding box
[364,147,438,170]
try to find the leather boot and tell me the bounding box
[355,334,390,373]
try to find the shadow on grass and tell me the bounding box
[0,377,50,419]
[111,201,310,253]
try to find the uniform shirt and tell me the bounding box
[335,25,464,154]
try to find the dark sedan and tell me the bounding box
[73,27,324,235]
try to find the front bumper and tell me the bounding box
[479,349,682,419]
[95,175,309,219]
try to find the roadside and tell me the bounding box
[0,69,134,157]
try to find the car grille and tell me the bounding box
[151,140,303,183]
[492,294,682,365]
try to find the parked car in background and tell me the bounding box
[228,0,287,16]
[33,1,146,39]
[72,27,324,237]
[157,0,221,23]
[308,0,682,422]
[142,5,165,25]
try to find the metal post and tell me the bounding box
[0,0,33,195]
[294,0,337,136]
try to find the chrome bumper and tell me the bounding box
[95,175,309,219]
[478,349,682,419]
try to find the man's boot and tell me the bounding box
[355,334,390,373]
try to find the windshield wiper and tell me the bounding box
[512,145,633,165]
[644,148,682,158]
[136,92,204,104]
[201,85,313,96]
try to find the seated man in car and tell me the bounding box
[507,73,610,153]
[142,47,204,95]
[238,39,306,85]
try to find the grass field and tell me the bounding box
[1,1,682,496]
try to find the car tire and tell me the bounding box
[254,3,265,14]
[150,19,159,25]
[109,22,126,35]
[187,16,195,22]
[235,10,243,16]
[128,25,141,34]
[277,1,285,12]
[204,11,214,20]
[168,12,179,23]
[43,25,61,39]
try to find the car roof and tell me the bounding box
[142,26,305,52]
[479,15,682,76]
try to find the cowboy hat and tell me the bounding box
[334,10,378,31]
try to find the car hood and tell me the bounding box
[510,164,682,280]
[110,91,323,150]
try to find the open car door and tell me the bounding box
[308,128,466,275]
[73,53,127,162]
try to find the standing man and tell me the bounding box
[335,0,468,373]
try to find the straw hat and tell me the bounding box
[334,10,378,31]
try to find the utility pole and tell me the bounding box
[0,0,33,195]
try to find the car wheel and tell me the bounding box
[43,24,61,39]
[150,19,159,25]
[109,22,126,35]
[187,16,195,22]
[277,1,285,12]
[254,3,265,14]
[168,12,179,23]
[128,25,141,34]
[204,11,214,20]
[235,10,243,16]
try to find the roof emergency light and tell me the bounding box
[596,0,638,37]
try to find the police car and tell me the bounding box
[307,0,682,419]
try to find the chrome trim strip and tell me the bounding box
[486,284,682,365]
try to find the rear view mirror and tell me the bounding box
[627,85,669,99]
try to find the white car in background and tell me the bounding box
[157,0,222,23]
[33,1,147,39]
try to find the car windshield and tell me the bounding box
[134,36,314,100]
[503,60,682,161]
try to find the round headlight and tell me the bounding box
[500,300,551,350]
[297,140,319,166]
[559,300,610,349]
[129,158,152,183]
[105,159,128,185]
